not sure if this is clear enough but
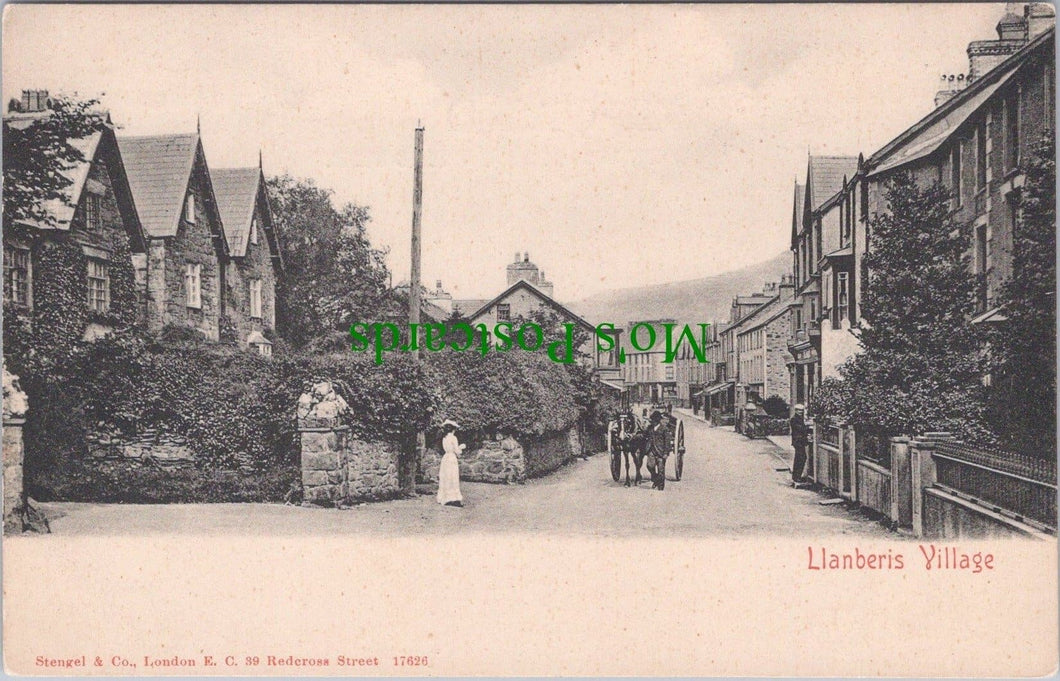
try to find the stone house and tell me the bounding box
[787,155,859,407]
[118,133,230,341]
[457,252,611,374]
[3,94,147,338]
[619,319,679,404]
[212,163,284,354]
[861,8,1054,325]
[733,278,795,410]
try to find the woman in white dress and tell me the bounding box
[437,419,465,507]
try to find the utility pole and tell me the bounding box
[407,123,425,494]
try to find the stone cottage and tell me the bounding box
[212,161,284,354]
[3,93,147,337]
[118,133,229,341]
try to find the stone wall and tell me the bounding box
[764,312,793,401]
[151,156,223,341]
[297,381,402,505]
[524,428,577,478]
[421,435,526,484]
[3,419,25,534]
[226,200,278,348]
[300,425,348,506]
[346,438,400,500]
[87,427,194,461]
[3,364,31,533]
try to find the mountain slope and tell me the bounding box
[564,251,791,326]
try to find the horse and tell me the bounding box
[610,412,648,487]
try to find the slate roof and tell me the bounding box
[4,119,146,251]
[868,27,1055,175]
[790,182,804,248]
[24,132,102,230]
[465,279,595,332]
[117,133,199,238]
[806,156,858,212]
[211,167,261,256]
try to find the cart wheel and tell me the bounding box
[607,423,622,482]
[673,418,685,481]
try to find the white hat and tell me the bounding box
[442,419,460,429]
[794,404,806,410]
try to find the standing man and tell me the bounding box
[789,404,810,483]
[644,411,669,491]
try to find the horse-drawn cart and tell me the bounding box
[607,410,686,484]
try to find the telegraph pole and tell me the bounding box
[407,123,425,493]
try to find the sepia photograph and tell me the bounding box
[2,2,1057,676]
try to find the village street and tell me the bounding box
[37,411,894,538]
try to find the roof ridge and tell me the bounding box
[117,132,198,141]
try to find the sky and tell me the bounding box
[3,3,1005,301]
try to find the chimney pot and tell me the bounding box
[514,252,520,263]
[436,280,442,290]
[524,251,529,262]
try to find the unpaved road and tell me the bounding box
[37,411,895,537]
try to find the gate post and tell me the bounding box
[296,381,350,507]
[3,363,30,533]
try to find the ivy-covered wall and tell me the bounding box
[226,198,278,347]
[149,154,225,341]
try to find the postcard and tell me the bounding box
[2,2,1057,677]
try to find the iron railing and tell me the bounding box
[932,441,1057,530]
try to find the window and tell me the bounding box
[496,303,510,322]
[4,245,30,306]
[250,217,259,245]
[975,223,991,309]
[86,194,102,233]
[836,272,849,328]
[950,143,963,206]
[184,262,202,309]
[1004,86,1020,172]
[249,279,262,319]
[185,193,196,224]
[87,260,109,313]
[976,118,988,191]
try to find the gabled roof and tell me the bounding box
[117,133,204,238]
[465,279,595,332]
[7,122,146,252]
[211,166,284,272]
[805,156,859,213]
[868,26,1055,176]
[452,299,489,315]
[212,167,260,255]
[790,182,804,249]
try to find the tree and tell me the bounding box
[266,174,391,349]
[816,173,991,440]
[3,94,107,230]
[985,136,1056,458]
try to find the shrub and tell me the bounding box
[762,395,790,418]
[425,350,579,443]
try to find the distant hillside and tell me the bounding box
[564,251,791,327]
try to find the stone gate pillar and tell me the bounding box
[296,382,350,507]
[3,362,28,533]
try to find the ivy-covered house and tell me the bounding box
[211,161,284,355]
[3,97,147,343]
[118,133,230,341]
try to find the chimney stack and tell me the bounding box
[1027,2,1056,39]
[20,89,50,113]
[523,251,529,262]
[514,252,520,263]
[435,280,442,290]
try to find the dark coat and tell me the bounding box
[790,414,810,446]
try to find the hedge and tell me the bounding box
[14,325,609,502]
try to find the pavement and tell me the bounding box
[36,411,895,538]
